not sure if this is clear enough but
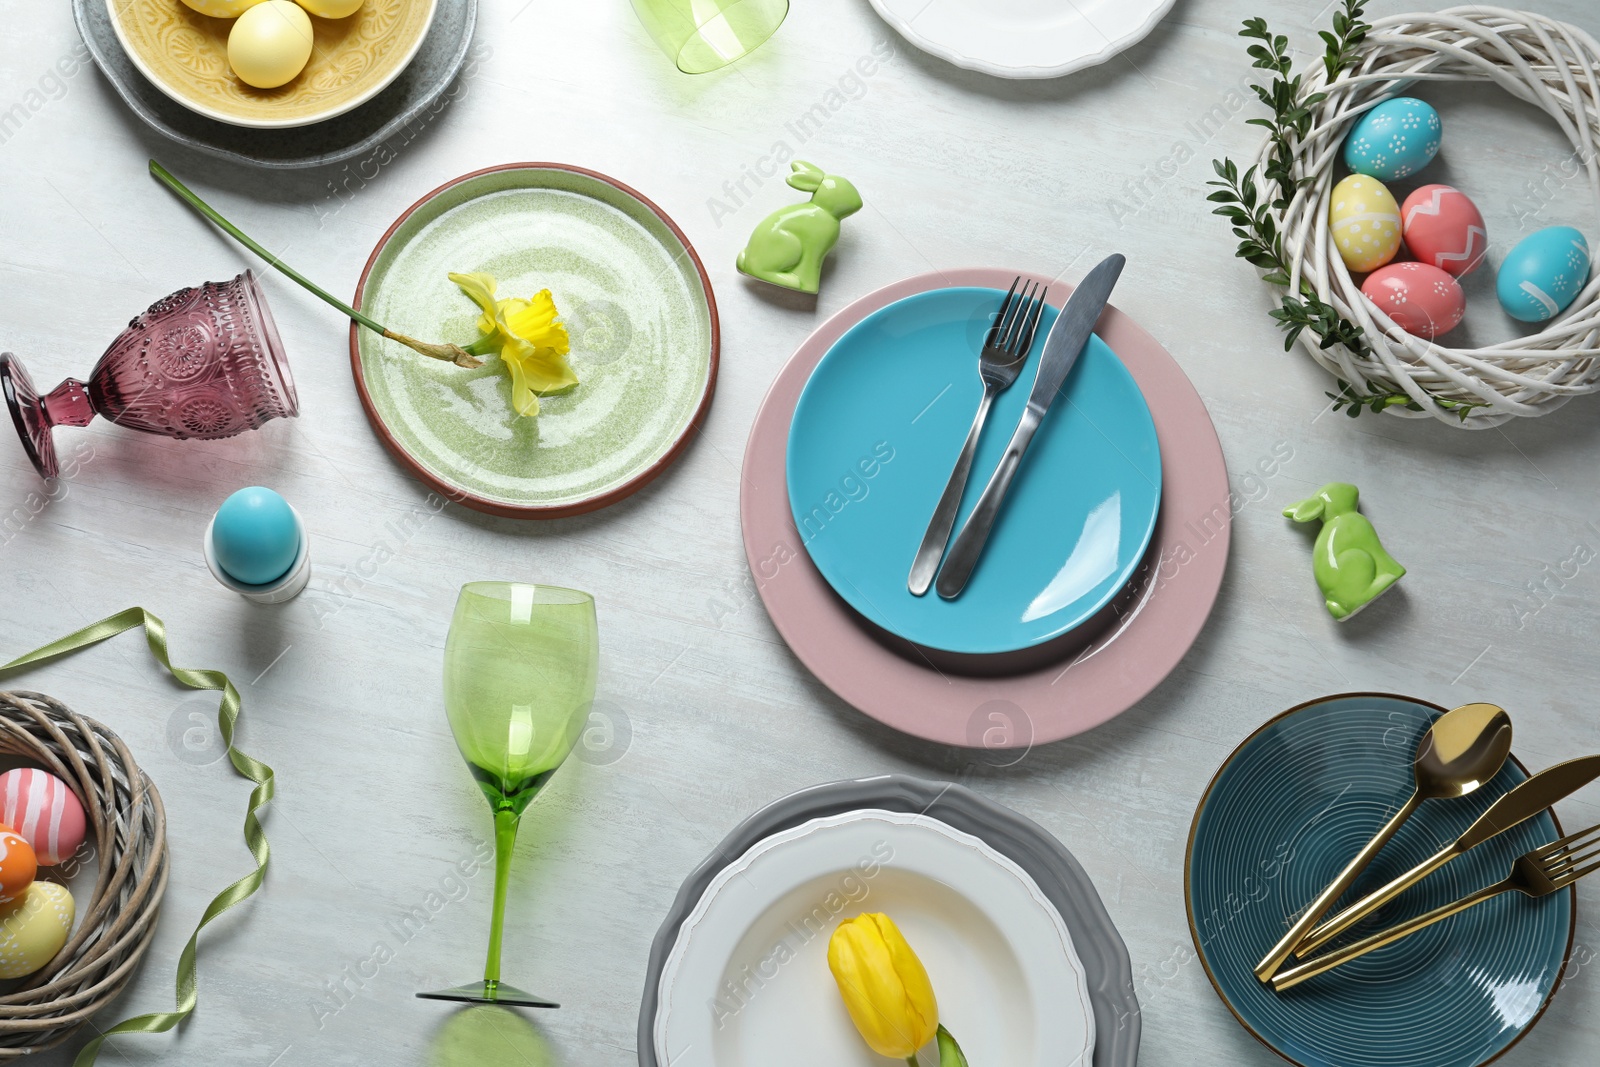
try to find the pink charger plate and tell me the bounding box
[740,268,1231,748]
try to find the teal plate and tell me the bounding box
[784,286,1161,655]
[1187,694,1574,1067]
[351,164,717,517]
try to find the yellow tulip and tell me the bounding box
[449,272,577,418]
[827,913,939,1060]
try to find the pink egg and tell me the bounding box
[1401,184,1488,276]
[0,770,86,867]
[1361,261,1466,340]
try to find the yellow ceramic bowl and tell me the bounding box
[106,0,439,129]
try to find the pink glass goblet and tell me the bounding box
[1,270,297,479]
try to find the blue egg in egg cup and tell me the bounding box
[203,487,311,605]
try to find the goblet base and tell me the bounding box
[416,981,559,1008]
[0,353,57,479]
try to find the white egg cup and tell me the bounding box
[203,504,311,605]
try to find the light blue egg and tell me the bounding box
[213,487,300,585]
[1343,97,1441,181]
[1496,226,1590,323]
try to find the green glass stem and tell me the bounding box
[484,806,520,987]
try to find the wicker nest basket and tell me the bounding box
[0,692,166,1057]
[1258,6,1600,426]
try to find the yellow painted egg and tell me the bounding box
[0,881,73,979]
[180,0,269,15]
[1329,174,1402,273]
[228,0,315,90]
[295,0,364,17]
[0,828,36,905]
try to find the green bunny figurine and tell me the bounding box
[736,161,862,294]
[1284,482,1406,621]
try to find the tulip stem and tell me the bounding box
[148,159,482,368]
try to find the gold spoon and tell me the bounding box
[1254,702,1512,982]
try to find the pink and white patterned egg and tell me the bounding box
[1401,184,1488,276]
[1360,261,1466,340]
[0,770,85,867]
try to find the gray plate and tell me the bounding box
[637,774,1140,1067]
[72,0,477,170]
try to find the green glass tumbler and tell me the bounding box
[418,582,599,1009]
[631,0,789,73]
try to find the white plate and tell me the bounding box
[868,0,1176,79]
[655,810,1095,1066]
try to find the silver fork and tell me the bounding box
[1271,819,1600,991]
[907,279,1047,596]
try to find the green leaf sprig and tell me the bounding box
[1207,0,1488,422]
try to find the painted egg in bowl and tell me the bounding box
[105,0,438,129]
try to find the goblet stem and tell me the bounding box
[483,806,520,987]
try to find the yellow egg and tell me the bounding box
[228,0,315,90]
[180,0,269,15]
[0,881,73,979]
[296,0,364,17]
[1329,174,1402,273]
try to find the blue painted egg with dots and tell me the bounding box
[1496,226,1590,323]
[212,486,300,585]
[1343,97,1441,181]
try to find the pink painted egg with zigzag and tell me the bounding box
[0,770,85,867]
[1401,184,1487,276]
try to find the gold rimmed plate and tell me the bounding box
[1185,693,1574,1067]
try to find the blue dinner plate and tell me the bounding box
[1187,694,1574,1067]
[784,287,1161,655]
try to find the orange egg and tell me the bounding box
[0,828,36,904]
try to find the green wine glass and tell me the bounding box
[631,0,789,74]
[417,582,599,1008]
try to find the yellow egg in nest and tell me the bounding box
[179,0,269,15]
[228,0,315,90]
[1329,174,1402,273]
[296,0,365,17]
[0,881,73,980]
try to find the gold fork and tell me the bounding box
[1272,820,1600,992]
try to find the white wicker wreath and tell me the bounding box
[1256,6,1600,426]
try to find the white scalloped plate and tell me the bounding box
[655,810,1094,1066]
[868,0,1176,79]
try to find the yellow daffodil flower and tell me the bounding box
[449,271,578,418]
[828,913,966,1065]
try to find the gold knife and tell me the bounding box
[1295,753,1600,957]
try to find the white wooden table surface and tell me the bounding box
[3,0,1600,1063]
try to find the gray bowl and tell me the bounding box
[638,774,1140,1067]
[72,0,477,170]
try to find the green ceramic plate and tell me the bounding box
[351,164,718,517]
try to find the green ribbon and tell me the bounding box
[0,607,274,1065]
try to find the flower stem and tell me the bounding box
[148,159,481,368]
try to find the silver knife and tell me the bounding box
[934,254,1125,599]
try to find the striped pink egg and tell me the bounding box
[0,770,85,867]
